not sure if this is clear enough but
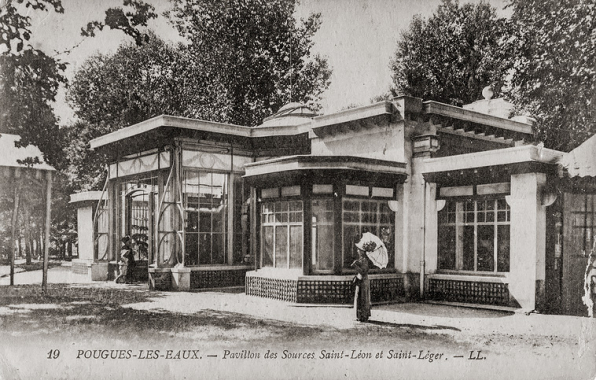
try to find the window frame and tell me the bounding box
[311,197,336,274]
[260,199,304,270]
[341,197,396,271]
[183,169,230,266]
[437,196,511,274]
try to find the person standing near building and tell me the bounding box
[116,236,135,284]
[352,248,371,322]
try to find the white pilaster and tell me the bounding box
[507,172,547,311]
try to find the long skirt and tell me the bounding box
[354,277,371,322]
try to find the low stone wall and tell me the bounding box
[148,269,172,291]
[149,266,252,291]
[190,268,250,289]
[72,261,89,275]
[427,278,512,307]
[246,273,406,304]
[246,276,298,302]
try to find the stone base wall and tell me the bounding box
[149,270,172,291]
[297,280,352,304]
[246,276,298,302]
[72,261,89,275]
[427,278,512,307]
[190,268,249,289]
[246,273,405,304]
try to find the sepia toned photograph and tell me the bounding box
[1,0,595,379]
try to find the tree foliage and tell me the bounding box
[506,0,596,151]
[80,0,158,46]
[167,0,331,126]
[0,0,67,168]
[68,34,201,128]
[390,0,512,106]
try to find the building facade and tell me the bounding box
[74,94,595,315]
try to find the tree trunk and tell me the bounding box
[18,234,22,259]
[42,172,52,292]
[10,184,20,286]
[25,210,32,264]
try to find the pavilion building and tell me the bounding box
[73,93,596,315]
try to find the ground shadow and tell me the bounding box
[0,284,324,345]
[365,319,461,331]
[377,302,514,319]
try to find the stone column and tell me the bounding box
[507,172,547,311]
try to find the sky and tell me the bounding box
[24,0,509,125]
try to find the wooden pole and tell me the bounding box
[10,183,20,286]
[42,171,52,292]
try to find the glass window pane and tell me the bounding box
[438,225,456,270]
[486,211,494,222]
[212,233,225,265]
[497,211,507,222]
[186,211,198,232]
[344,200,359,212]
[289,226,302,269]
[314,225,334,271]
[380,226,394,268]
[343,212,359,223]
[275,226,288,268]
[343,225,360,268]
[262,226,273,267]
[497,225,510,272]
[477,225,495,271]
[198,233,212,265]
[463,226,475,270]
[199,211,211,233]
[185,233,198,266]
[312,200,334,271]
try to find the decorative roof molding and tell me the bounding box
[308,101,395,138]
[423,101,533,136]
[420,145,563,174]
[244,154,407,178]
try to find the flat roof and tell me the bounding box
[90,97,537,151]
[89,115,252,150]
[244,155,407,177]
[420,145,563,174]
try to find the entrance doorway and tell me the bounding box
[121,178,158,280]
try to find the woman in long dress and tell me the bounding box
[352,249,371,322]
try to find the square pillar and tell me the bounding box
[171,267,191,291]
[507,172,547,311]
[70,191,107,281]
[424,182,439,274]
[76,205,94,261]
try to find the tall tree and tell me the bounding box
[0,0,67,168]
[506,0,596,151]
[390,0,512,106]
[67,34,206,129]
[167,0,332,126]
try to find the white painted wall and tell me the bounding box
[77,205,94,261]
[507,172,547,311]
[310,121,405,162]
